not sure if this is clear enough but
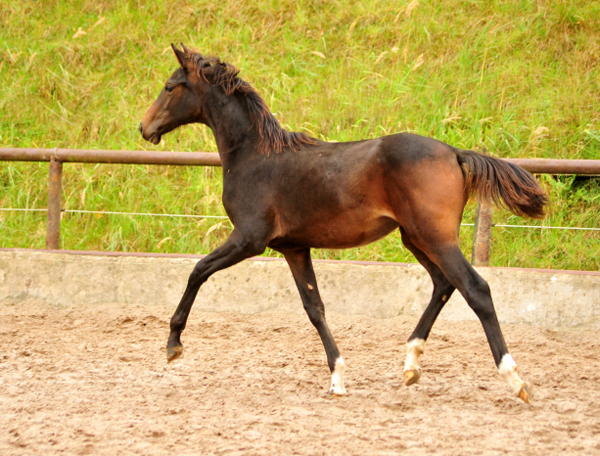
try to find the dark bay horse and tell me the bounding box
[140,44,548,403]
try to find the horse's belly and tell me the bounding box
[270,213,399,250]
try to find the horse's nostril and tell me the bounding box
[138,122,143,134]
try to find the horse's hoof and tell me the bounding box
[518,382,533,404]
[328,387,347,397]
[404,369,421,387]
[166,345,183,362]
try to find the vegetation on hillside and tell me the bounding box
[0,0,598,270]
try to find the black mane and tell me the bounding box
[190,53,316,155]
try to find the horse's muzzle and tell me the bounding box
[138,122,162,145]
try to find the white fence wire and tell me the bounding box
[1,207,598,231]
[0,208,228,220]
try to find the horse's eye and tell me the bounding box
[165,85,174,93]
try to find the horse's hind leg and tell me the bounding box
[399,228,456,387]
[167,229,265,361]
[413,237,532,402]
[280,247,346,395]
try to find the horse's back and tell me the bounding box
[378,132,460,168]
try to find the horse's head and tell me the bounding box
[140,44,315,154]
[140,44,215,145]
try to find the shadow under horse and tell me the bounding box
[140,44,548,403]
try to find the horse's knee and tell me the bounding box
[187,262,209,288]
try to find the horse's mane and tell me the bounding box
[189,53,316,155]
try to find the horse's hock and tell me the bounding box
[0,249,598,329]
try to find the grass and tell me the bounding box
[0,0,599,270]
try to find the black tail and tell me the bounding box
[456,150,548,219]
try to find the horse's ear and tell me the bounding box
[171,43,187,68]
[181,43,192,55]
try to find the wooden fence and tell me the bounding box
[1,147,599,266]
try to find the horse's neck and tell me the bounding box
[208,95,258,166]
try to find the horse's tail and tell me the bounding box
[456,150,548,219]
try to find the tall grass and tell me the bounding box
[0,0,598,270]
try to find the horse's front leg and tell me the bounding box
[167,229,265,361]
[279,247,346,395]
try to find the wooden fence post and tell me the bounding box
[471,198,493,266]
[46,156,63,249]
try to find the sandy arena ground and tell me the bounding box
[1,299,599,455]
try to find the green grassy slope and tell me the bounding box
[0,0,598,269]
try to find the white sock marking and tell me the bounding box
[404,338,425,373]
[498,353,525,396]
[330,356,346,395]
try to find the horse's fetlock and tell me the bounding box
[169,316,186,333]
